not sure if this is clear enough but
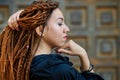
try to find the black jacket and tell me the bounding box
[30,51,104,80]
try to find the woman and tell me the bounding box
[0,0,104,80]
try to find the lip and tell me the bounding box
[63,36,68,40]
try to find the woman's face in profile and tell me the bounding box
[43,8,70,48]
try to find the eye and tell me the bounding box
[58,23,63,26]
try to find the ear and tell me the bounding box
[35,26,44,36]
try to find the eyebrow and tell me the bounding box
[57,17,64,21]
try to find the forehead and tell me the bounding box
[50,8,64,20]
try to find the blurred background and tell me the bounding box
[0,0,120,80]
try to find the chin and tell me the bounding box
[58,42,65,47]
[53,41,66,48]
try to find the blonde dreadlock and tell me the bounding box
[0,0,59,80]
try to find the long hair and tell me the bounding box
[0,0,59,80]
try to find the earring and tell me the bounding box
[40,33,44,38]
[42,34,45,37]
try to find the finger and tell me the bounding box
[11,15,17,30]
[8,21,14,30]
[14,10,22,31]
[14,15,19,31]
[9,23,15,30]
[15,23,19,31]
[8,16,15,30]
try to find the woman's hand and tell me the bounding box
[8,10,23,31]
[58,40,87,57]
[58,40,94,72]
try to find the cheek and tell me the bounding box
[52,31,65,47]
[49,27,62,41]
[46,26,65,47]
[49,24,62,37]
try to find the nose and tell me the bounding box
[63,24,70,33]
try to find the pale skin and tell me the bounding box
[8,8,94,72]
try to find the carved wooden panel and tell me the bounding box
[96,7,117,29]
[96,37,117,58]
[96,67,117,80]
[65,7,87,31]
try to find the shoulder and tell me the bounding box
[29,54,74,79]
[30,54,72,70]
[30,54,73,73]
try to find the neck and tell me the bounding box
[35,39,52,56]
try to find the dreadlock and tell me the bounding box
[0,0,59,80]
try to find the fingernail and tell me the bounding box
[58,49,61,52]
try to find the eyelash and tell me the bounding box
[58,23,63,26]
